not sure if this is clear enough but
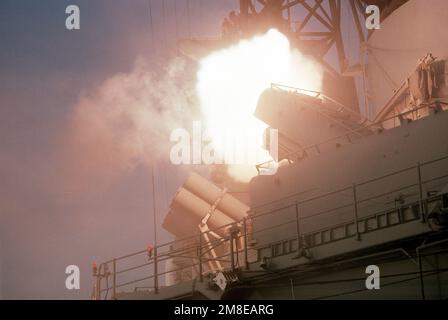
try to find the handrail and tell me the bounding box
[256,102,437,170]
[271,83,372,125]
[252,154,448,213]
[93,152,448,300]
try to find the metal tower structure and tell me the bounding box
[232,0,408,76]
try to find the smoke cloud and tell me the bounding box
[62,57,196,193]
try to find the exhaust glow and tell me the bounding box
[196,29,323,182]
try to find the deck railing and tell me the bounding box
[92,152,448,300]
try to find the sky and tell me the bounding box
[0,0,365,299]
[0,0,238,300]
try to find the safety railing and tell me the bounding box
[92,153,448,300]
[270,83,372,124]
[256,99,441,171]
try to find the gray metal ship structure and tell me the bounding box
[92,0,448,300]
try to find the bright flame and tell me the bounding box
[196,29,323,182]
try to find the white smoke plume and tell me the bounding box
[63,57,195,192]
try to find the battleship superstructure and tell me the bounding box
[92,0,448,300]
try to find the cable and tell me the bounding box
[187,0,191,37]
[148,0,155,50]
[237,267,448,295]
[152,165,158,250]
[162,161,170,210]
[199,0,204,37]
[174,0,179,39]
[239,245,448,286]
[162,0,167,51]
[312,268,447,300]
[370,50,399,89]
